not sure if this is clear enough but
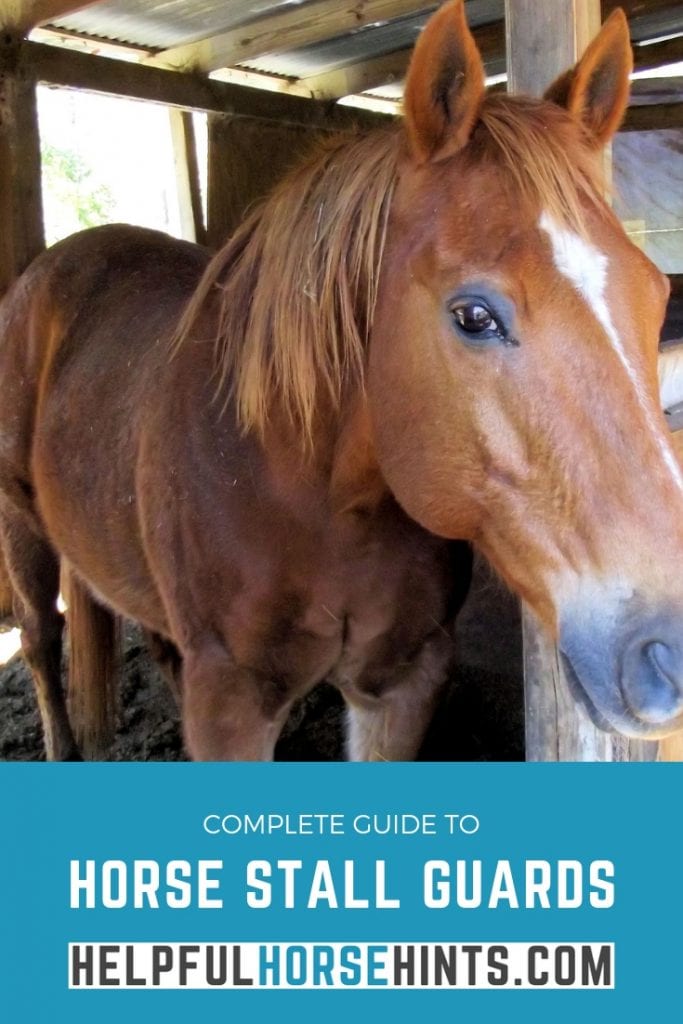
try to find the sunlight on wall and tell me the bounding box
[38,86,206,245]
[0,630,21,667]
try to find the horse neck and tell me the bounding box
[259,390,387,519]
[327,393,387,516]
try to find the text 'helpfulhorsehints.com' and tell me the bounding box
[69,941,614,990]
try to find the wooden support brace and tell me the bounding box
[169,108,206,246]
[505,0,658,762]
[0,35,44,293]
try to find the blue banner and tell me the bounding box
[1,762,680,1021]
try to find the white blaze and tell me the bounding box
[539,212,683,494]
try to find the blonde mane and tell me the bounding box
[475,93,605,231]
[175,95,604,446]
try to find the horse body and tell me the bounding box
[0,224,468,759]
[2,0,683,760]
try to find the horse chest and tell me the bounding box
[288,537,443,692]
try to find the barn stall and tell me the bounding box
[0,0,682,761]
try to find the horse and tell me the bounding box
[1,0,683,762]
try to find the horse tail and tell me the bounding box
[64,567,120,759]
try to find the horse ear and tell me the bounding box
[544,8,632,147]
[403,0,485,164]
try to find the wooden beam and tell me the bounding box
[603,0,683,19]
[506,0,658,762]
[0,38,44,293]
[298,49,411,102]
[0,1,101,33]
[505,0,601,97]
[144,1,436,74]
[30,24,151,61]
[631,75,683,101]
[622,100,683,131]
[169,109,205,246]
[21,40,389,130]
[523,613,658,760]
[633,33,683,73]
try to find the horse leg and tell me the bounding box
[0,513,80,760]
[181,642,291,760]
[343,631,454,761]
[144,629,182,706]
[0,544,15,630]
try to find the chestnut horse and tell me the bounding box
[2,1,683,761]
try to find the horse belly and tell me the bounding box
[31,369,167,632]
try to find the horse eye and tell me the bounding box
[449,298,518,347]
[452,302,498,336]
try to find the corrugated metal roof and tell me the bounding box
[49,0,317,50]
[243,9,433,78]
[40,0,683,99]
[242,2,504,83]
[47,0,503,67]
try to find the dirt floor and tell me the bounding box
[0,556,524,762]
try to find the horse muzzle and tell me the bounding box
[560,605,683,739]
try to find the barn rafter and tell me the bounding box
[1,0,678,117]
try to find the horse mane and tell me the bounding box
[474,93,604,231]
[174,128,401,446]
[175,94,604,446]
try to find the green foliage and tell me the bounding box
[41,143,115,244]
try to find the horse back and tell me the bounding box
[0,225,210,627]
[0,223,209,439]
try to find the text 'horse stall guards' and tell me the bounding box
[0,0,682,762]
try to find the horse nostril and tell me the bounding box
[623,639,683,724]
[645,640,679,683]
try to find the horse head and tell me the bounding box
[368,1,683,738]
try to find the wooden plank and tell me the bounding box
[506,0,657,763]
[661,424,683,762]
[633,33,683,73]
[603,0,683,19]
[631,76,683,102]
[622,101,683,132]
[21,40,389,130]
[0,1,100,32]
[523,610,658,761]
[144,1,435,74]
[297,50,412,102]
[659,733,683,760]
[206,115,316,248]
[505,0,601,97]
[169,109,205,245]
[0,40,44,293]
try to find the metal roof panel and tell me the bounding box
[49,0,317,50]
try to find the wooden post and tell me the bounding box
[169,108,206,245]
[206,114,316,250]
[0,33,44,294]
[505,0,657,762]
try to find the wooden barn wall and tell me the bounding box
[207,115,318,250]
[614,129,683,274]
